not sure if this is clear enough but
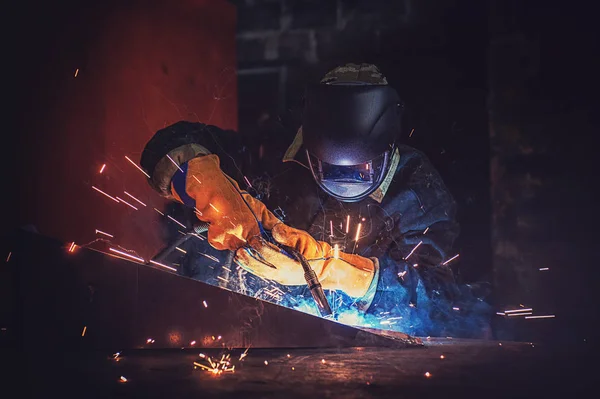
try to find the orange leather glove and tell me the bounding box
[172,154,280,251]
[235,224,376,298]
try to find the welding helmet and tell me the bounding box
[303,63,403,202]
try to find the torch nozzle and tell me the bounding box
[280,245,333,317]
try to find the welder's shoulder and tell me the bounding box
[387,145,456,212]
[154,120,244,153]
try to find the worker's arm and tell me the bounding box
[141,121,281,251]
[363,149,461,313]
[141,121,251,198]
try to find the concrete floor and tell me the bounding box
[4,338,594,398]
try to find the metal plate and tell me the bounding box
[2,229,422,350]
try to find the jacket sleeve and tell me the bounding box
[143,120,250,192]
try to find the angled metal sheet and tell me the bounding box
[2,229,422,350]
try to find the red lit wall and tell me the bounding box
[14,0,237,259]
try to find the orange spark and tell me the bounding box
[507,312,532,317]
[99,163,106,173]
[154,208,165,216]
[167,215,186,229]
[81,326,87,336]
[109,248,145,263]
[209,203,220,212]
[124,191,147,207]
[166,154,183,173]
[505,308,533,313]
[346,215,350,234]
[409,128,415,137]
[5,252,11,262]
[355,223,362,241]
[125,156,150,178]
[404,241,423,260]
[149,259,177,272]
[74,68,79,77]
[442,254,460,265]
[92,186,120,203]
[95,229,113,238]
[115,197,138,211]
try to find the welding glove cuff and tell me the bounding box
[171,155,279,251]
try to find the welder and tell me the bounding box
[140,63,490,337]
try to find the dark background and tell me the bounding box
[6,0,599,343]
[229,0,599,342]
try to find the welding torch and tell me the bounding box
[277,244,333,318]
